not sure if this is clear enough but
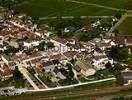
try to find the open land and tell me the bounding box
[12,0,120,17]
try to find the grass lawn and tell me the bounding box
[95,69,114,79]
[74,80,115,91]
[116,17,132,35]
[12,0,119,17]
[76,0,132,10]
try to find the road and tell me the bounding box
[39,16,114,20]
[6,84,132,100]
[26,78,115,92]
[66,0,132,13]
[107,13,132,34]
[107,14,127,34]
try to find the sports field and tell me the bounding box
[12,0,119,17]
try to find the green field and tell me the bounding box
[76,0,132,10]
[117,17,132,35]
[12,0,120,17]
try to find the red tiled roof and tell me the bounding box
[66,43,76,49]
[63,51,78,58]
[42,61,53,67]
[34,67,43,75]
[126,38,132,43]
[115,36,125,45]
[103,36,113,40]
[51,54,61,60]
[56,38,67,44]
[30,59,39,64]
[1,67,12,77]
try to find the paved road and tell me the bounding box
[107,14,127,34]
[106,13,132,34]
[39,16,114,20]
[66,0,132,13]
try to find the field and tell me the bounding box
[116,17,132,35]
[1,80,132,100]
[76,0,132,10]
[0,80,116,100]
[12,0,120,17]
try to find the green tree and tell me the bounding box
[37,41,45,51]
[4,45,19,55]
[13,67,25,88]
[46,42,54,49]
[114,71,124,86]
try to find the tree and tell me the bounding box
[105,62,113,73]
[13,67,23,80]
[13,67,25,88]
[115,11,122,19]
[108,46,129,61]
[4,45,19,55]
[46,42,54,49]
[115,71,124,86]
[37,41,45,51]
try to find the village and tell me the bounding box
[0,9,132,96]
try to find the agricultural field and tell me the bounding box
[11,0,119,17]
[116,17,132,35]
[76,0,132,10]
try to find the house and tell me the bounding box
[1,54,16,68]
[34,66,44,76]
[23,40,40,48]
[115,35,125,47]
[102,36,113,43]
[0,67,12,81]
[42,61,55,72]
[92,55,109,70]
[75,60,96,76]
[125,38,132,46]
[63,51,78,60]
[74,65,81,73]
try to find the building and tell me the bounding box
[1,54,16,69]
[75,60,96,76]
